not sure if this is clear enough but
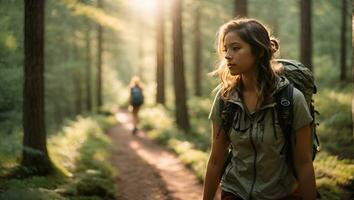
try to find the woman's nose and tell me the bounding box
[225,53,231,60]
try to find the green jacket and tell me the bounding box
[209,77,313,200]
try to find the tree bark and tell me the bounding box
[22,0,52,175]
[234,0,248,18]
[172,0,190,131]
[85,21,92,111]
[300,0,312,70]
[156,0,165,104]
[340,0,347,81]
[73,71,82,116]
[194,1,202,97]
[97,0,103,109]
[137,12,144,78]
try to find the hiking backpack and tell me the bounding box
[219,59,320,177]
[131,86,144,106]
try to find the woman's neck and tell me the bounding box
[241,72,258,92]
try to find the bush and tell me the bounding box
[0,115,117,200]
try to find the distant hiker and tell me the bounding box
[129,76,144,135]
[202,18,318,200]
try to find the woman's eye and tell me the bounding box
[232,47,240,51]
[222,48,227,52]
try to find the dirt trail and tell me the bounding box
[108,110,220,200]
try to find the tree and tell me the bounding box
[340,0,347,81]
[137,12,144,78]
[85,21,93,111]
[172,0,190,131]
[234,0,248,17]
[156,0,165,104]
[97,0,103,109]
[22,0,52,175]
[300,0,312,70]
[194,0,202,97]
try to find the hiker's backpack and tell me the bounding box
[131,86,144,106]
[220,59,320,176]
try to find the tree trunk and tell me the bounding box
[85,21,92,111]
[300,0,312,70]
[71,36,82,116]
[74,71,82,116]
[97,0,103,109]
[194,1,202,97]
[137,12,144,78]
[22,0,52,175]
[340,0,347,81]
[172,0,190,132]
[156,0,165,104]
[234,0,248,18]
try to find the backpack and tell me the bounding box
[219,59,320,177]
[131,86,144,106]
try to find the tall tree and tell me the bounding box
[137,12,144,78]
[156,0,165,104]
[234,0,248,17]
[194,0,202,97]
[22,0,52,174]
[300,0,312,70]
[340,0,347,81]
[72,32,82,116]
[97,0,103,109]
[172,0,190,131]
[85,21,92,111]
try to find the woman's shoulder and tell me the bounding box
[292,87,307,104]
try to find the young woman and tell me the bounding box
[202,18,316,200]
[129,76,144,134]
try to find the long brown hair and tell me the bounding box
[211,18,281,106]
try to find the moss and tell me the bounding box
[75,176,115,198]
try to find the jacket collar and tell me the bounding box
[226,75,290,110]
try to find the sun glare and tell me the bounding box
[133,0,158,14]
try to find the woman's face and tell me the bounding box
[223,31,257,76]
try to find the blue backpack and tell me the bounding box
[131,86,144,106]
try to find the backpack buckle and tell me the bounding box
[280,98,291,107]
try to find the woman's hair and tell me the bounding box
[129,75,143,88]
[212,18,281,106]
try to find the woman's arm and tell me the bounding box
[202,121,230,200]
[293,124,317,200]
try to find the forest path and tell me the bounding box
[108,110,220,200]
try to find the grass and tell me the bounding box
[0,114,118,200]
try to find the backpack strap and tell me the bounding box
[275,84,297,176]
[218,99,238,177]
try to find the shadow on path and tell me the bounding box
[108,110,220,200]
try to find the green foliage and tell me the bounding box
[140,105,174,130]
[314,153,354,199]
[0,115,117,200]
[0,188,66,200]
[0,1,23,135]
[140,104,211,181]
[313,62,352,158]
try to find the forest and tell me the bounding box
[0,0,353,199]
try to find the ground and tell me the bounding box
[108,110,221,200]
